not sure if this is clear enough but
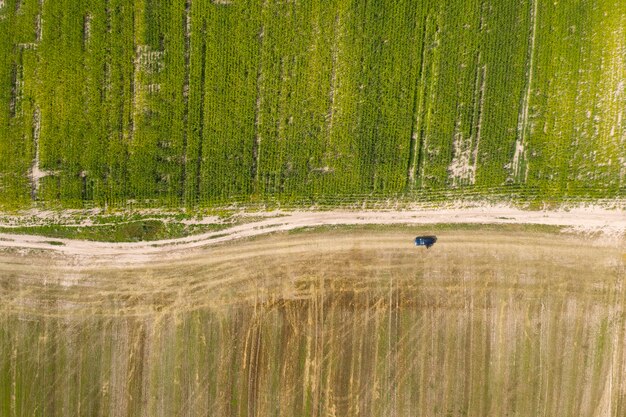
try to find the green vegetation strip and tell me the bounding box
[0,220,229,242]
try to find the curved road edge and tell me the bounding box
[0,207,624,263]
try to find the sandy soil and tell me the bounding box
[0,207,624,265]
[2,224,625,416]
[3,228,622,317]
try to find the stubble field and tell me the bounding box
[2,226,625,417]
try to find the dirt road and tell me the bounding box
[0,207,624,264]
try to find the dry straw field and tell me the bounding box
[2,227,625,417]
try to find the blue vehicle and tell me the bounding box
[414,235,437,248]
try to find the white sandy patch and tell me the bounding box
[145,83,161,93]
[448,134,475,185]
[83,13,92,43]
[34,0,45,42]
[135,45,164,73]
[36,14,42,42]
[29,108,55,199]
[448,64,486,186]
[509,0,538,183]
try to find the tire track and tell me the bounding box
[0,207,623,265]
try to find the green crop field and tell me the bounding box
[0,0,624,210]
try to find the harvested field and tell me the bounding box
[1,227,625,417]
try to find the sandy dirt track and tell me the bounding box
[0,207,624,264]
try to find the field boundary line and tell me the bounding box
[0,207,624,264]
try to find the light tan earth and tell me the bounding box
[2,226,623,316]
[1,210,625,417]
[0,207,624,266]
